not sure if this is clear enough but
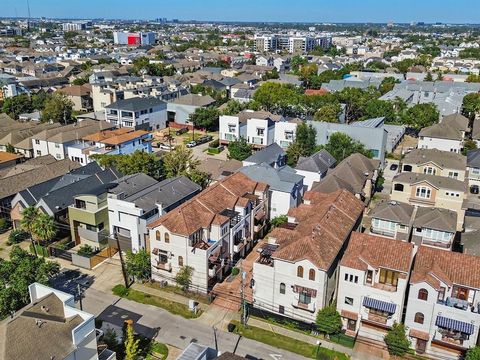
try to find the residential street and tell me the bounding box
[81,287,309,360]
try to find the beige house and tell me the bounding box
[402,148,466,181]
[58,84,93,112]
[390,172,466,231]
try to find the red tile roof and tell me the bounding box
[341,232,414,273]
[411,246,480,290]
[270,190,364,271]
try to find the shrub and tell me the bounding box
[209,139,219,148]
[112,284,130,297]
[77,244,95,257]
[231,267,240,276]
[8,229,29,245]
[0,218,9,233]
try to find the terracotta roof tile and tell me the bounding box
[341,232,414,273]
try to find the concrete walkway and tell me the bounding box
[247,317,354,356]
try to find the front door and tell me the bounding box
[347,319,357,332]
[416,339,427,354]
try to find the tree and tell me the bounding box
[189,107,220,131]
[227,137,253,161]
[20,206,40,257]
[1,94,33,119]
[290,55,308,73]
[379,77,398,95]
[41,93,73,123]
[314,103,341,123]
[31,213,57,246]
[0,246,60,318]
[31,90,50,110]
[400,103,439,131]
[384,322,411,357]
[222,100,261,116]
[467,74,480,83]
[425,72,434,82]
[175,266,194,291]
[124,320,140,360]
[466,346,480,360]
[253,82,302,116]
[270,215,288,228]
[324,132,373,162]
[362,99,397,123]
[125,250,151,282]
[463,139,478,156]
[91,151,163,180]
[295,123,317,158]
[315,305,342,335]
[5,143,15,153]
[463,93,480,120]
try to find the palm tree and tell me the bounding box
[31,214,57,247]
[20,206,40,257]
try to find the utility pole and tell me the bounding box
[240,260,247,327]
[116,236,130,288]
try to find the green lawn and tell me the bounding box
[112,285,201,319]
[145,341,169,360]
[145,283,210,304]
[231,321,350,360]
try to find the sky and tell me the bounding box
[3,0,480,24]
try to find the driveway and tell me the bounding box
[381,159,400,197]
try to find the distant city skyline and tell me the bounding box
[2,0,480,24]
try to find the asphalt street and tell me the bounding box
[81,287,309,360]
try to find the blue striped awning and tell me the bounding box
[363,297,396,314]
[436,316,474,335]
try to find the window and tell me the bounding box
[438,287,446,302]
[55,143,60,148]
[164,233,170,243]
[394,184,404,192]
[414,312,425,324]
[297,266,304,278]
[284,131,294,140]
[178,256,183,267]
[299,291,311,305]
[403,165,412,172]
[35,139,40,145]
[416,186,431,199]
[379,269,399,287]
[423,167,436,175]
[228,124,236,132]
[279,305,285,314]
[309,269,315,281]
[345,297,354,306]
[366,270,373,284]
[448,171,459,179]
[256,128,265,136]
[156,231,161,241]
[36,150,41,156]
[75,199,86,209]
[344,273,348,281]
[280,283,286,294]
[418,288,428,301]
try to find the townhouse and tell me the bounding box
[294,149,336,190]
[337,233,415,342]
[402,148,466,181]
[167,94,216,128]
[32,120,114,160]
[219,110,284,148]
[418,114,469,153]
[0,283,113,360]
[467,149,480,189]
[390,172,466,231]
[369,200,414,241]
[148,172,269,294]
[405,246,480,359]
[104,97,167,131]
[273,119,299,149]
[311,153,380,203]
[67,128,153,165]
[57,84,93,112]
[252,190,364,323]
[107,174,201,253]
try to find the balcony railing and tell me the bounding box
[372,282,398,292]
[438,297,480,313]
[292,301,316,312]
[155,262,171,272]
[370,227,396,238]
[422,238,452,249]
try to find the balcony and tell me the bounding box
[372,282,398,292]
[370,227,396,238]
[78,227,108,244]
[422,238,452,249]
[154,262,171,272]
[438,297,480,313]
[234,240,245,253]
[292,301,316,313]
[434,329,468,348]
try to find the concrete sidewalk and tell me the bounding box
[247,317,354,356]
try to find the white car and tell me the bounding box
[186,141,197,148]
[159,143,174,151]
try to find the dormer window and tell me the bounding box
[416,186,431,199]
[423,167,436,175]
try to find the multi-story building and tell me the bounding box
[390,172,466,230]
[148,172,269,294]
[288,37,315,53]
[0,282,115,360]
[113,31,156,45]
[219,110,283,148]
[418,114,469,153]
[466,149,480,188]
[62,21,92,31]
[104,97,167,131]
[67,128,152,165]
[411,207,457,251]
[108,174,201,253]
[405,246,480,359]
[254,35,278,52]
[401,148,466,181]
[294,149,336,190]
[369,200,414,241]
[252,190,364,323]
[337,233,414,343]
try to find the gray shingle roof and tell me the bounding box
[244,143,285,166]
[467,149,480,168]
[240,163,303,192]
[413,207,457,233]
[393,172,466,192]
[403,148,466,170]
[105,96,166,111]
[370,200,414,225]
[295,149,336,173]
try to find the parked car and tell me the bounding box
[471,185,479,195]
[389,163,398,171]
[197,135,213,144]
[159,143,175,151]
[186,141,197,148]
[176,128,188,135]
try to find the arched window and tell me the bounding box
[178,256,183,267]
[394,183,404,192]
[309,269,316,281]
[414,312,425,324]
[280,283,286,294]
[418,288,428,301]
[164,233,170,243]
[155,230,161,241]
[297,266,304,278]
